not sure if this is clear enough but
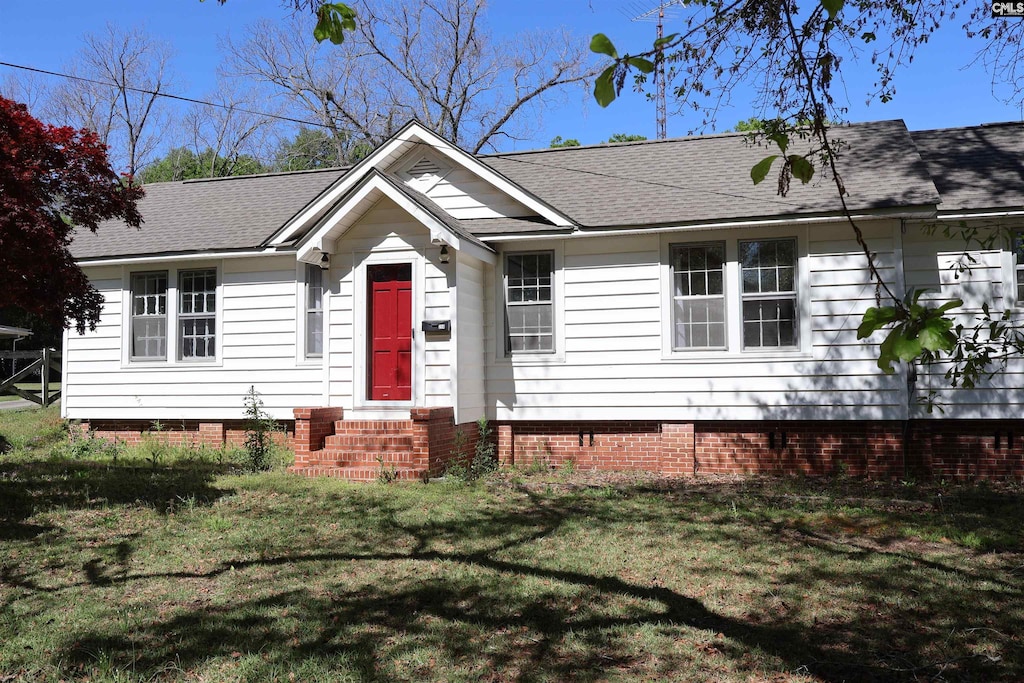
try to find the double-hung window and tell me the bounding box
[671,243,726,349]
[740,239,798,348]
[305,264,324,358]
[669,236,800,353]
[178,269,217,360]
[130,272,167,360]
[504,251,554,354]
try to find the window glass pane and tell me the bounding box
[674,296,726,349]
[307,311,323,355]
[742,298,797,348]
[179,269,217,360]
[742,268,759,293]
[671,243,727,350]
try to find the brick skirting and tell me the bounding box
[74,415,1024,480]
[75,419,294,449]
[498,419,1024,480]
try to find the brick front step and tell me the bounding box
[323,434,415,452]
[334,419,415,434]
[288,465,427,481]
[312,451,415,466]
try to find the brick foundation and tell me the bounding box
[497,419,1024,480]
[75,414,1024,480]
[76,419,294,449]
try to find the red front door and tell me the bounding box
[368,263,412,401]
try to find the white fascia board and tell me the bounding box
[77,249,291,267]
[296,175,497,265]
[477,210,932,242]
[270,122,573,246]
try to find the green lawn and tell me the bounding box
[1,407,1022,681]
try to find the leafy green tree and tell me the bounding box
[605,133,647,143]
[274,127,371,170]
[549,136,581,148]
[140,147,266,184]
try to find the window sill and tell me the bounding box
[122,360,223,370]
[496,354,566,366]
[660,349,811,363]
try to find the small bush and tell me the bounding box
[243,386,278,471]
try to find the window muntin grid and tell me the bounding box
[505,251,554,354]
[305,264,324,357]
[130,272,167,360]
[178,269,217,360]
[671,243,726,349]
[739,239,798,348]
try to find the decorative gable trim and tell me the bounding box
[395,152,452,192]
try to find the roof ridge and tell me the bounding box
[912,120,1024,135]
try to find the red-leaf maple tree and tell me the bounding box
[0,96,144,334]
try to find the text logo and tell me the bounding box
[993,2,1024,16]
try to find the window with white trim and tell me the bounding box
[668,236,800,353]
[504,251,554,354]
[178,269,217,360]
[671,243,726,349]
[740,238,798,348]
[130,272,167,360]
[305,263,324,358]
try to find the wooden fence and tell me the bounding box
[0,349,61,407]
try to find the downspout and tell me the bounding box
[897,218,911,478]
[903,362,917,478]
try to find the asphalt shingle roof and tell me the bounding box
[71,167,346,259]
[480,119,940,228]
[71,119,1024,260]
[911,122,1024,212]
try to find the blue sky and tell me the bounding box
[1,0,1021,152]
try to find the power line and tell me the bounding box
[0,60,332,130]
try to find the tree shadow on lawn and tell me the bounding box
[38,484,1021,682]
[0,460,233,541]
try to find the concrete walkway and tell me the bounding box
[0,398,40,411]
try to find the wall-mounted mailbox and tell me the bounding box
[422,320,451,334]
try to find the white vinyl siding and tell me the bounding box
[130,272,167,360]
[483,222,919,422]
[63,257,324,421]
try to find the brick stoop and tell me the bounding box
[291,407,469,481]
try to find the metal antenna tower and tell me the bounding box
[625,1,683,139]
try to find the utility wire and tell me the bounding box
[0,60,332,130]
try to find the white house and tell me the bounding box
[65,120,1024,479]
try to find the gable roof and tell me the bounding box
[294,168,495,265]
[71,167,346,260]
[911,121,1024,213]
[480,119,940,229]
[70,119,1024,262]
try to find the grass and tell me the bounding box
[1,408,1023,681]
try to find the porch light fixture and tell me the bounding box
[319,252,330,270]
[439,245,450,264]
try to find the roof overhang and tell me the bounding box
[296,171,497,265]
[0,326,32,340]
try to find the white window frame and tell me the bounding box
[738,237,799,350]
[177,268,218,361]
[304,263,325,360]
[129,271,168,361]
[670,242,728,351]
[1011,229,1024,308]
[660,229,810,359]
[495,242,565,364]
[503,250,555,356]
[121,262,222,367]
